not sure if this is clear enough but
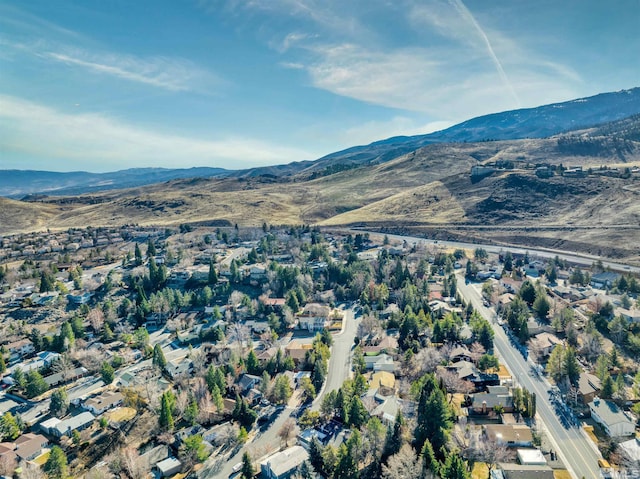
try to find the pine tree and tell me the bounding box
[441,452,470,479]
[421,439,439,476]
[50,388,69,417]
[241,451,255,479]
[153,344,167,370]
[134,243,143,266]
[25,370,48,398]
[159,391,175,430]
[100,362,114,384]
[208,259,218,285]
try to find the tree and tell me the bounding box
[159,391,175,431]
[300,377,316,402]
[100,362,115,384]
[180,434,209,467]
[246,350,260,376]
[152,344,167,370]
[277,418,298,447]
[441,452,470,479]
[50,388,69,418]
[563,347,581,385]
[472,437,509,475]
[601,374,615,399]
[134,243,143,266]
[347,396,369,429]
[414,375,452,457]
[0,412,21,441]
[532,293,550,319]
[382,444,422,479]
[44,446,68,479]
[241,451,255,479]
[519,280,536,305]
[39,270,55,293]
[272,374,293,405]
[208,259,218,285]
[25,371,48,398]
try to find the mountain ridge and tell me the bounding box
[3,87,639,197]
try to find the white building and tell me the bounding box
[589,399,635,437]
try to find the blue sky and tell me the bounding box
[1,0,638,172]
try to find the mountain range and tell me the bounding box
[3,87,640,198]
[2,87,640,262]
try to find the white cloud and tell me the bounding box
[0,95,312,171]
[1,37,220,93]
[44,51,216,92]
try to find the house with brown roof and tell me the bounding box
[285,341,313,366]
[577,372,601,405]
[484,424,533,447]
[83,391,124,415]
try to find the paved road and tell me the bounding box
[354,230,640,274]
[312,306,360,410]
[203,405,296,479]
[456,274,601,479]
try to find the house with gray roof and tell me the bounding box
[589,399,635,437]
[260,445,309,479]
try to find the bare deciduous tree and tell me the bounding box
[358,314,382,341]
[472,437,511,474]
[277,418,298,447]
[0,453,17,477]
[381,444,425,479]
[469,342,485,364]
[87,307,105,333]
[20,462,45,479]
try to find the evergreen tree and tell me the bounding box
[208,259,218,285]
[421,439,439,476]
[50,388,69,417]
[44,446,68,479]
[334,443,357,479]
[100,361,115,384]
[414,374,452,458]
[39,270,56,293]
[246,350,260,376]
[308,437,325,476]
[159,390,175,430]
[241,451,255,479]
[601,374,615,399]
[152,344,167,370]
[382,410,405,462]
[134,243,143,266]
[441,452,470,479]
[25,370,48,398]
[147,239,156,257]
[0,354,5,375]
[347,396,369,429]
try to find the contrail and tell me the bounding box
[449,0,521,108]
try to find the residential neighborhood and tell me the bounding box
[0,225,639,479]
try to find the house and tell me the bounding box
[493,463,554,479]
[67,292,92,305]
[471,386,514,414]
[155,457,182,477]
[50,411,96,438]
[83,391,124,415]
[165,357,193,379]
[364,354,395,372]
[577,373,601,405]
[371,395,404,425]
[44,367,88,388]
[14,433,49,461]
[369,371,396,396]
[237,374,262,393]
[260,445,309,479]
[450,345,472,363]
[285,341,313,366]
[298,428,329,450]
[484,424,533,447]
[297,303,331,332]
[590,272,621,289]
[529,332,562,358]
[5,339,35,361]
[589,399,635,437]
[617,307,640,323]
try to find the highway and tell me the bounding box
[457,274,601,479]
[352,230,640,275]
